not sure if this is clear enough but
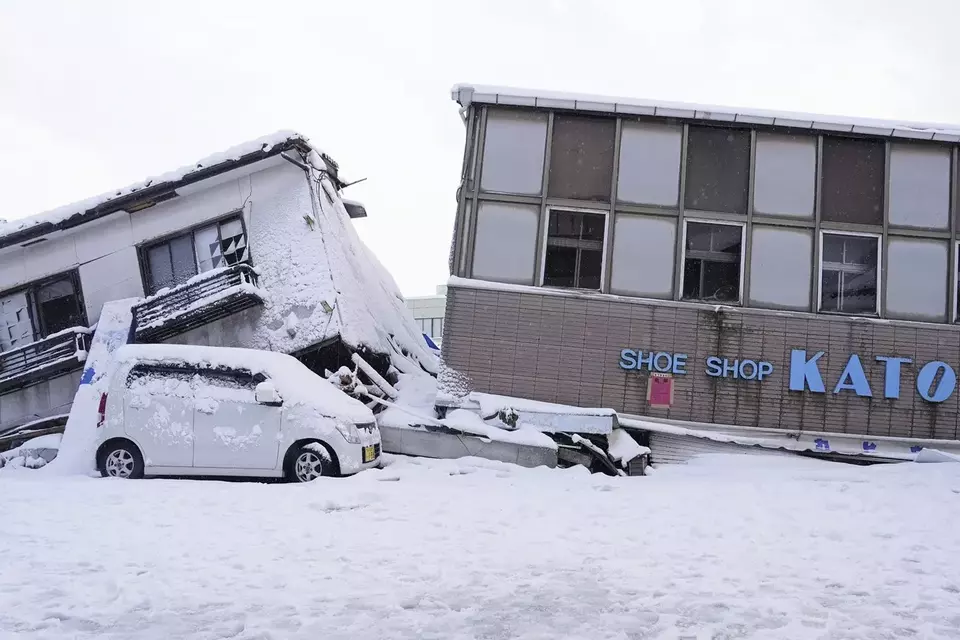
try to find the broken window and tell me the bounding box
[144,216,249,294]
[0,290,35,352]
[0,272,86,351]
[820,233,879,314]
[36,277,85,335]
[542,210,606,290]
[682,221,743,303]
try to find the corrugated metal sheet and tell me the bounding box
[649,433,793,465]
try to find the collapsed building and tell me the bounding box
[0,132,437,436]
[0,131,643,475]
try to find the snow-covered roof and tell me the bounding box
[0,131,341,250]
[452,84,960,142]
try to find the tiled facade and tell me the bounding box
[443,283,960,440]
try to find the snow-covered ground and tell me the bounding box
[2,455,960,639]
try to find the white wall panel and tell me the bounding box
[886,238,947,321]
[78,246,144,324]
[610,214,676,297]
[480,110,548,195]
[749,226,812,309]
[617,122,682,207]
[753,133,816,217]
[20,235,79,284]
[74,213,135,263]
[471,203,539,284]
[889,143,951,229]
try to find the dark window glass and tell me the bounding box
[682,222,742,302]
[548,115,616,201]
[197,369,259,394]
[146,244,175,292]
[36,278,83,335]
[684,126,751,214]
[543,246,578,288]
[578,250,603,290]
[821,137,885,225]
[543,210,606,290]
[820,234,878,313]
[147,233,198,293]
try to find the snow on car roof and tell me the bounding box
[452,83,960,141]
[0,131,340,249]
[113,343,374,424]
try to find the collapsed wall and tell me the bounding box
[157,152,437,382]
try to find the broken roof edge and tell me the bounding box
[0,130,343,251]
[451,83,960,141]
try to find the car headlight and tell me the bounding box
[334,421,362,444]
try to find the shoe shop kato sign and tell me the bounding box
[618,348,958,403]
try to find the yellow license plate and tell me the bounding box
[362,445,376,463]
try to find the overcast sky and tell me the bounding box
[2,0,958,296]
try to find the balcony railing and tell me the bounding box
[132,263,265,343]
[0,327,91,395]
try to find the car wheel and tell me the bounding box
[99,443,144,479]
[289,444,333,483]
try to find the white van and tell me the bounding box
[95,344,381,482]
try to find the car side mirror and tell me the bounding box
[255,381,282,406]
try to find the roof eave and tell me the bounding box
[0,136,310,252]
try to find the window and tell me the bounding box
[471,203,539,285]
[819,233,879,314]
[480,109,548,195]
[196,368,261,402]
[885,238,947,322]
[684,126,751,214]
[0,272,86,352]
[127,365,196,399]
[748,227,813,310]
[821,137,885,225]
[547,115,616,201]
[0,291,34,352]
[617,121,682,207]
[681,221,743,303]
[144,216,248,294]
[542,209,606,290]
[610,214,676,298]
[888,143,952,229]
[415,318,442,337]
[753,133,816,218]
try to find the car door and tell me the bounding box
[191,369,282,470]
[123,364,196,468]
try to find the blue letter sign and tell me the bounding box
[833,354,872,397]
[789,350,825,393]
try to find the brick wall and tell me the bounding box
[442,283,960,440]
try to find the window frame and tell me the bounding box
[954,240,960,324]
[678,218,746,305]
[537,206,611,291]
[0,269,87,348]
[138,211,250,296]
[816,230,882,316]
